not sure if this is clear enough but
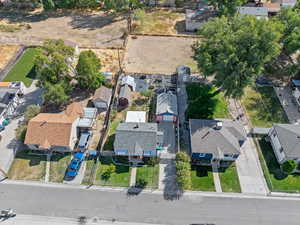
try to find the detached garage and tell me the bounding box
[156,91,178,122]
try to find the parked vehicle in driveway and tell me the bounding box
[78,132,92,152]
[66,152,85,179]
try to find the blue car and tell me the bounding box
[66,153,85,178]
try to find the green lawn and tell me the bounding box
[190,166,215,191]
[49,153,71,183]
[136,164,159,189]
[8,150,46,181]
[186,83,230,120]
[95,157,131,187]
[256,138,300,192]
[241,87,288,127]
[219,164,241,193]
[3,48,39,87]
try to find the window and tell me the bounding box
[198,153,206,157]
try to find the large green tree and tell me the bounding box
[43,82,70,105]
[277,7,300,56]
[35,39,74,105]
[208,0,247,16]
[101,0,144,32]
[193,16,283,98]
[76,50,105,90]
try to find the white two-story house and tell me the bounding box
[268,124,300,164]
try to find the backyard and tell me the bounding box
[241,87,288,127]
[186,83,231,120]
[95,156,131,187]
[3,48,39,87]
[136,164,159,189]
[8,150,46,181]
[133,9,184,35]
[219,164,241,193]
[123,35,197,74]
[190,166,215,191]
[49,153,71,183]
[256,138,300,192]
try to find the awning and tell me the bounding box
[143,150,156,157]
[115,149,129,156]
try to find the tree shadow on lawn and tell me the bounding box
[258,139,288,180]
[191,165,212,177]
[14,149,46,166]
[50,152,70,162]
[185,83,219,120]
[103,134,115,151]
[100,156,129,174]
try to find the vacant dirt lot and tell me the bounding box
[80,48,124,73]
[123,35,198,74]
[0,44,20,70]
[0,10,126,47]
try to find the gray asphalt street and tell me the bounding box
[0,183,299,225]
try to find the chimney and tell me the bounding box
[215,122,223,130]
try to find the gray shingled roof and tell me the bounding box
[114,122,158,156]
[273,124,300,158]
[189,119,247,157]
[156,91,178,115]
[93,86,112,103]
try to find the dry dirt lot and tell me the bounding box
[123,35,198,74]
[0,10,126,47]
[0,44,20,70]
[80,48,124,73]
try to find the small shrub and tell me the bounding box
[175,152,190,163]
[140,90,154,98]
[282,160,296,174]
[136,177,148,188]
[16,125,27,143]
[145,157,159,166]
[24,105,41,124]
[101,164,116,180]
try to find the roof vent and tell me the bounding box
[201,131,210,139]
[215,121,223,130]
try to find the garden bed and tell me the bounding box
[241,87,288,127]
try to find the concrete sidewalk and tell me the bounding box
[0,214,166,225]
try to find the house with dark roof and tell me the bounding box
[268,124,300,164]
[156,91,178,122]
[93,86,112,112]
[119,84,132,107]
[114,122,163,163]
[189,119,247,167]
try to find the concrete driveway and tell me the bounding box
[158,121,176,154]
[0,82,43,179]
